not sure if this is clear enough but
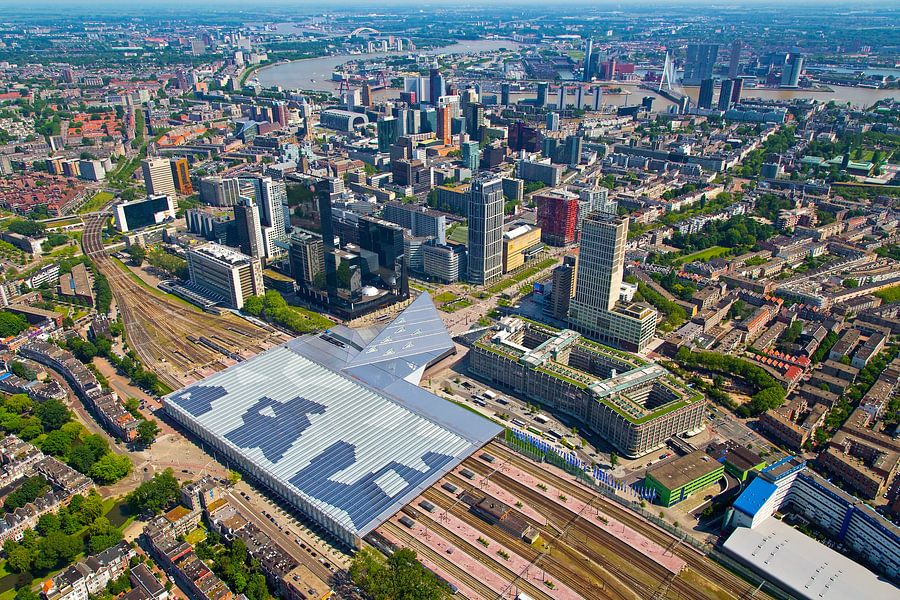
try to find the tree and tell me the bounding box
[14,587,39,600]
[227,470,242,486]
[35,531,81,571]
[40,429,77,457]
[137,419,161,446]
[127,245,146,266]
[242,295,263,317]
[0,311,30,337]
[86,516,124,553]
[90,453,132,484]
[127,468,180,514]
[610,452,619,467]
[6,544,33,573]
[350,547,447,600]
[35,399,71,432]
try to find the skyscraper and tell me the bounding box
[564,135,582,168]
[170,158,193,195]
[698,78,715,110]
[536,82,548,107]
[377,116,398,152]
[731,77,744,104]
[583,38,594,82]
[461,140,480,172]
[238,175,287,257]
[467,176,504,285]
[501,83,510,107]
[684,43,719,85]
[551,255,578,321]
[465,103,484,141]
[781,55,804,88]
[557,85,566,110]
[568,211,657,351]
[361,82,373,107]
[728,39,742,78]
[437,106,451,145]
[546,112,560,132]
[141,158,177,199]
[718,79,735,111]
[429,67,445,104]
[288,229,324,287]
[233,196,264,259]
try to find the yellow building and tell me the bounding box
[502,222,543,273]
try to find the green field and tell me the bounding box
[874,284,900,304]
[78,191,115,215]
[674,246,730,265]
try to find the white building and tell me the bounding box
[186,243,263,310]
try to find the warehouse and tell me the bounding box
[644,451,724,507]
[165,293,502,548]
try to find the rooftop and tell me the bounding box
[647,451,723,490]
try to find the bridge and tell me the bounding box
[349,27,379,37]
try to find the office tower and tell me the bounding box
[583,38,594,82]
[421,108,437,134]
[641,96,655,112]
[396,108,409,137]
[273,101,289,126]
[239,175,287,256]
[382,202,447,245]
[564,135,582,168]
[467,175,504,285]
[466,103,484,141]
[377,116,398,152]
[551,255,578,321]
[536,189,579,246]
[546,112,560,132]
[731,77,744,104]
[718,78,735,111]
[141,158,177,199]
[358,215,405,286]
[501,177,524,205]
[509,121,541,152]
[781,55,804,88]
[113,195,176,233]
[568,211,657,351]
[592,86,603,111]
[361,82,373,107]
[170,158,193,195]
[578,188,612,238]
[429,67,445,104]
[575,86,585,109]
[536,82,548,107]
[437,105,451,145]
[407,109,421,134]
[728,40,742,78]
[186,243,263,310]
[501,83,510,107]
[698,78,715,110]
[461,140,480,172]
[233,196,264,259]
[314,180,338,296]
[684,43,719,85]
[200,176,241,207]
[390,159,429,195]
[288,229,324,287]
[542,138,559,162]
[557,85,565,110]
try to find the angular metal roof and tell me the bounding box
[164,293,500,543]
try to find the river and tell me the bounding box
[256,40,897,110]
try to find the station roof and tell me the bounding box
[164,293,501,542]
[723,519,898,600]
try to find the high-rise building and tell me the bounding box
[500,83,511,107]
[781,55,804,88]
[382,202,447,245]
[186,243,263,310]
[509,121,542,152]
[577,187,612,237]
[467,176,504,285]
[361,82,373,107]
[465,103,484,141]
[718,78,735,111]
[536,82,549,107]
[731,77,745,104]
[461,140,480,172]
[429,67,445,104]
[377,116,398,152]
[238,175,287,257]
[535,189,580,246]
[557,85,565,110]
[437,106,451,145]
[390,158,430,195]
[551,255,577,321]
[684,43,719,85]
[698,78,715,110]
[141,158,177,199]
[568,212,657,352]
[583,38,594,82]
[233,196,264,259]
[170,158,193,195]
[728,39,742,78]
[288,229,324,287]
[564,135,583,168]
[199,176,241,207]
[272,101,289,126]
[546,112,560,132]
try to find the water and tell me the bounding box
[256,39,520,91]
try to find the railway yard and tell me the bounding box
[82,213,286,389]
[376,440,771,600]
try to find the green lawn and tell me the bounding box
[487,257,558,295]
[433,291,458,303]
[78,191,115,215]
[874,284,900,304]
[448,224,468,244]
[674,246,730,265]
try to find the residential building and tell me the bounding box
[199,177,241,207]
[171,158,193,195]
[551,255,577,321]
[536,189,580,246]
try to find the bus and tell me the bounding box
[482,390,498,400]
[511,418,526,428]
[546,429,562,440]
[533,414,550,424]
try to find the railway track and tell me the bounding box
[484,442,770,600]
[81,213,276,388]
[422,482,637,600]
[381,520,500,600]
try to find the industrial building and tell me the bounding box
[165,294,502,548]
[644,451,724,507]
[113,195,176,233]
[469,318,705,457]
[186,242,263,310]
